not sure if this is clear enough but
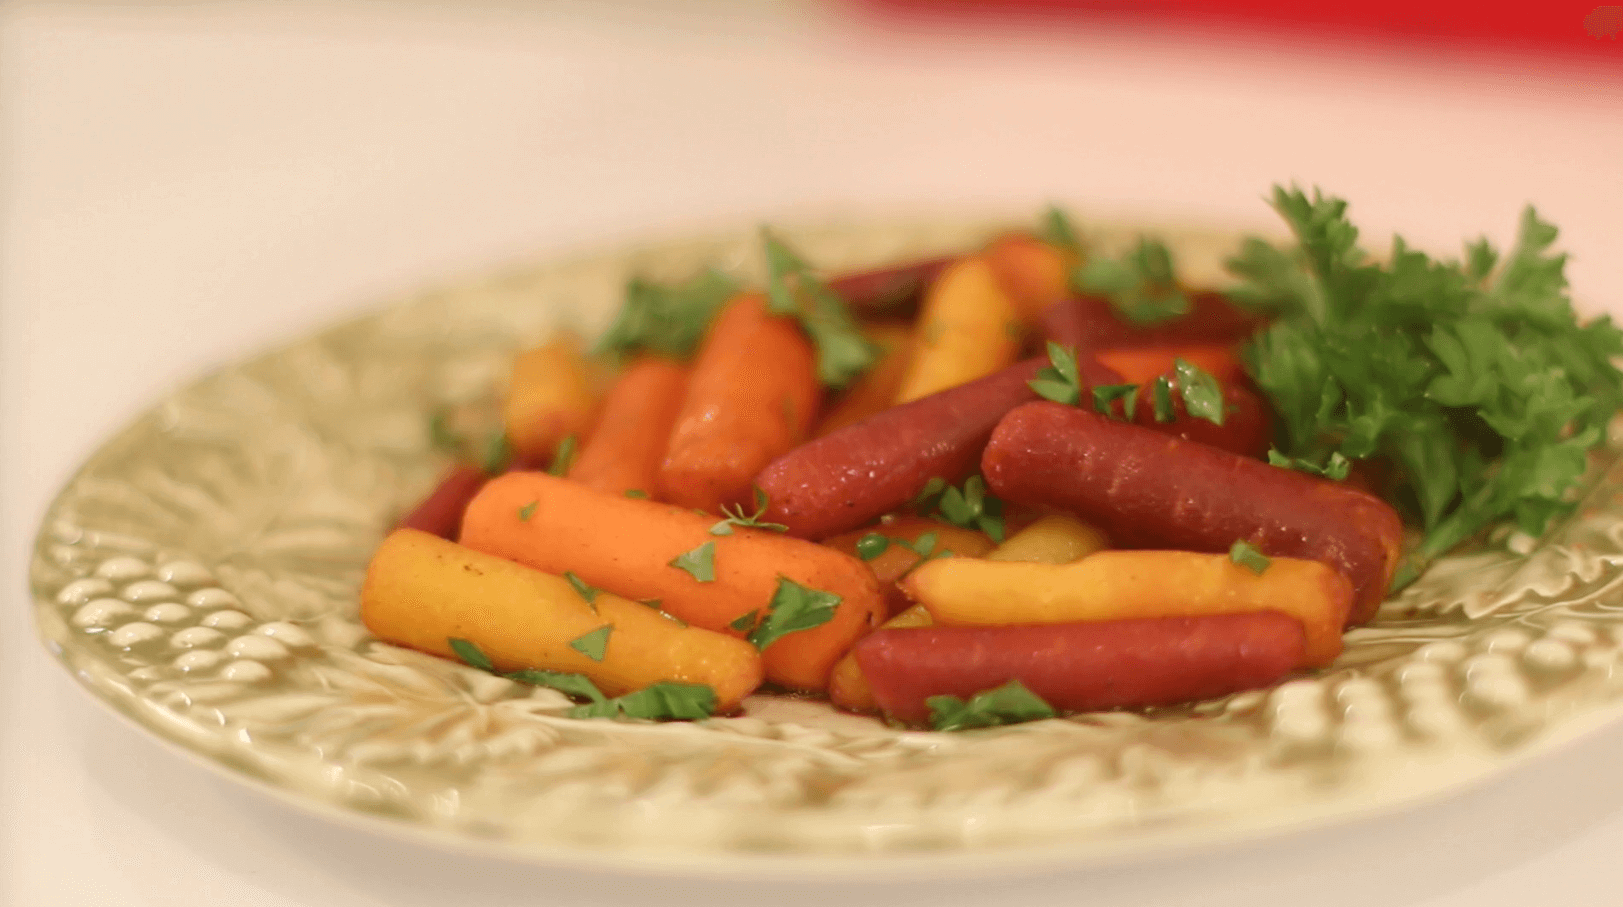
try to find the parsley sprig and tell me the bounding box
[709,487,789,536]
[739,577,841,651]
[914,475,1006,542]
[594,269,740,361]
[450,638,717,721]
[1031,344,1224,427]
[1230,186,1623,585]
[762,230,881,389]
[1073,237,1191,325]
[928,680,1056,731]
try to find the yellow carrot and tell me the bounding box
[903,550,1353,667]
[985,514,1110,564]
[893,256,1023,403]
[503,330,601,463]
[361,529,764,712]
[827,603,933,714]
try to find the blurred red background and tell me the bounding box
[857,1,1622,62]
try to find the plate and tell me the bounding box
[30,214,1623,878]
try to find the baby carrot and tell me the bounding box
[983,233,1075,322]
[813,322,915,437]
[1093,343,1245,386]
[567,354,689,497]
[458,471,884,692]
[657,293,819,513]
[894,256,1024,403]
[503,330,601,463]
[984,514,1109,564]
[822,516,995,619]
[396,465,489,540]
[827,603,934,714]
[903,550,1353,667]
[361,529,764,712]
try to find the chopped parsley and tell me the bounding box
[669,541,717,582]
[747,577,841,651]
[594,268,740,361]
[1073,237,1191,325]
[927,680,1056,731]
[568,626,612,662]
[762,230,881,389]
[1228,540,1272,575]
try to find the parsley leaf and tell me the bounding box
[1091,383,1139,420]
[1074,237,1191,325]
[728,610,759,632]
[1268,449,1352,481]
[1228,540,1271,575]
[762,230,881,388]
[480,432,512,475]
[1028,341,1084,405]
[569,626,612,662]
[547,434,577,477]
[564,571,597,605]
[669,541,717,582]
[855,533,890,560]
[920,475,1007,542]
[747,577,841,651]
[1230,185,1623,580]
[1172,358,1225,426]
[1150,376,1176,423]
[428,410,464,454]
[927,680,1056,731]
[594,269,740,361]
[517,500,538,521]
[567,682,717,721]
[624,489,649,499]
[1039,204,1084,255]
[507,668,608,703]
[448,637,495,672]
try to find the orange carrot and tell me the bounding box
[459,471,884,692]
[822,516,995,619]
[1094,343,1245,386]
[813,322,915,437]
[567,355,690,497]
[657,294,819,513]
[983,233,1075,322]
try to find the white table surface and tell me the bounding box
[5,2,1623,904]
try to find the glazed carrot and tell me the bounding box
[813,322,915,437]
[657,293,819,513]
[458,471,884,692]
[397,465,489,540]
[894,256,1024,403]
[503,330,601,463]
[855,613,1306,724]
[361,529,764,712]
[828,603,934,714]
[567,355,690,496]
[822,516,995,619]
[903,550,1352,667]
[984,233,1075,322]
[827,255,954,318]
[1094,343,1245,386]
[984,514,1109,564]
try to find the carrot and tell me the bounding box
[827,255,954,319]
[567,355,689,496]
[827,603,934,714]
[854,613,1306,725]
[983,233,1075,321]
[813,322,915,437]
[657,293,819,513]
[903,550,1353,667]
[822,516,995,619]
[894,256,1024,403]
[458,471,884,692]
[1094,343,1245,386]
[984,514,1109,564]
[503,330,602,463]
[361,529,764,712]
[397,465,489,540]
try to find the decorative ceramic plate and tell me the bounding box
[30,215,1623,878]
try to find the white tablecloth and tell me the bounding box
[6,3,1623,904]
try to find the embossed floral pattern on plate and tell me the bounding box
[30,216,1623,875]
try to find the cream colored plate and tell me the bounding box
[30,215,1623,878]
